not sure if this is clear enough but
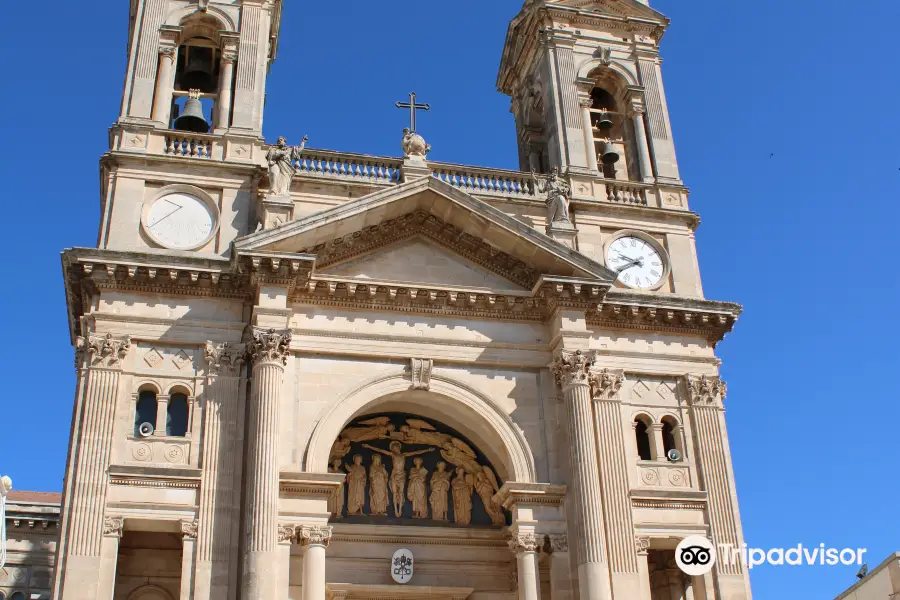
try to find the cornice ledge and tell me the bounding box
[496,482,568,510]
[279,471,345,498]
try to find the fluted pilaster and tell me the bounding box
[550,350,612,600]
[243,329,291,600]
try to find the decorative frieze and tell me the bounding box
[76,333,131,368]
[685,374,726,407]
[590,368,625,400]
[298,525,333,547]
[205,341,248,376]
[249,329,292,366]
[508,532,540,554]
[410,358,433,391]
[550,350,596,389]
[102,517,124,538]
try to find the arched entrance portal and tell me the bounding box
[328,412,508,527]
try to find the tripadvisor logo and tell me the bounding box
[676,536,717,576]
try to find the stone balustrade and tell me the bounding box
[164,133,216,159]
[430,162,536,198]
[293,149,402,184]
[604,181,650,206]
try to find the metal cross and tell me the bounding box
[395,91,431,133]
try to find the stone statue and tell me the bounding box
[266,135,308,197]
[364,441,435,517]
[474,468,505,526]
[328,459,345,518]
[451,466,474,526]
[531,167,572,226]
[401,419,451,447]
[369,454,390,516]
[329,436,352,464]
[342,416,396,443]
[439,438,482,477]
[401,128,431,158]
[344,454,367,516]
[407,458,429,519]
[430,461,452,521]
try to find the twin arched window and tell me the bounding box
[634,415,683,461]
[133,388,189,437]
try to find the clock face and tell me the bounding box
[144,192,216,250]
[606,235,666,290]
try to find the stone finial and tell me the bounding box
[102,517,124,538]
[298,525,333,547]
[508,532,540,554]
[401,128,431,158]
[410,358,433,391]
[685,374,726,407]
[590,368,625,400]
[550,350,597,389]
[249,328,292,366]
[205,341,248,376]
[76,333,132,368]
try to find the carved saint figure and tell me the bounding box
[344,454,367,516]
[474,468,505,526]
[451,466,474,525]
[429,461,452,521]
[364,441,435,517]
[342,416,396,443]
[369,454,390,516]
[328,459,345,518]
[531,167,572,226]
[407,458,430,519]
[266,135,308,197]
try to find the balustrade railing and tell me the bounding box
[164,134,214,158]
[605,181,649,206]
[293,150,401,184]
[431,163,536,198]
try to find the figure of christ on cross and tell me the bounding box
[363,441,435,517]
[395,91,430,133]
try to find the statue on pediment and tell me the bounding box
[363,441,435,517]
[531,167,572,226]
[369,454,390,516]
[344,454,367,516]
[266,135,308,197]
[407,458,429,519]
[430,462,452,521]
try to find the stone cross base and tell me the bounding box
[546,222,578,249]
[261,195,294,230]
[401,157,432,182]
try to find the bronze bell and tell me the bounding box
[595,111,614,130]
[173,96,210,133]
[600,141,620,165]
[178,47,217,93]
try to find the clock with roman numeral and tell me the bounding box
[605,231,670,290]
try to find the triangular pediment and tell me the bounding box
[320,237,527,292]
[235,177,616,290]
[545,0,666,21]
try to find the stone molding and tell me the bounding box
[547,533,569,553]
[181,519,198,540]
[507,532,540,554]
[685,374,726,407]
[205,341,248,376]
[550,349,596,389]
[249,328,292,366]
[76,333,132,368]
[590,368,625,400]
[298,524,333,547]
[409,358,433,390]
[102,516,124,538]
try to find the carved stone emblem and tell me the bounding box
[410,358,433,390]
[391,548,415,584]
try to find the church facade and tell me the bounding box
[45,1,754,600]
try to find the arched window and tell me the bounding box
[634,418,652,461]
[134,390,158,436]
[662,417,679,457]
[166,393,189,437]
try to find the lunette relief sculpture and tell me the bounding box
[369,454,390,516]
[344,455,367,516]
[451,466,474,525]
[363,441,434,518]
[430,462,451,521]
[407,457,429,519]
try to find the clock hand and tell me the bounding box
[148,205,184,228]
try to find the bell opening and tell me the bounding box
[175,40,220,95]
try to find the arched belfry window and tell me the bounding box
[634,417,652,461]
[134,390,158,436]
[166,393,189,437]
[661,417,680,457]
[328,413,508,527]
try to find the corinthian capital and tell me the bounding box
[205,341,248,376]
[76,333,131,368]
[103,516,124,538]
[298,525,332,547]
[685,374,726,406]
[590,368,625,400]
[507,532,540,554]
[550,350,597,389]
[249,328,292,366]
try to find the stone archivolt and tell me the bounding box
[329,414,506,527]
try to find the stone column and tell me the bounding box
[685,375,749,599]
[509,533,541,600]
[550,350,612,600]
[299,525,332,600]
[56,334,131,600]
[579,95,599,172]
[276,525,297,598]
[635,537,652,600]
[95,517,123,600]
[215,49,237,130]
[547,534,573,600]
[242,328,292,600]
[194,343,247,600]
[649,423,666,460]
[180,520,198,600]
[629,99,656,184]
[154,393,169,436]
[151,45,177,125]
[591,369,642,598]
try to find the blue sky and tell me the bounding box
[1,1,898,598]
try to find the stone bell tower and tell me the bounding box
[497,0,682,186]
